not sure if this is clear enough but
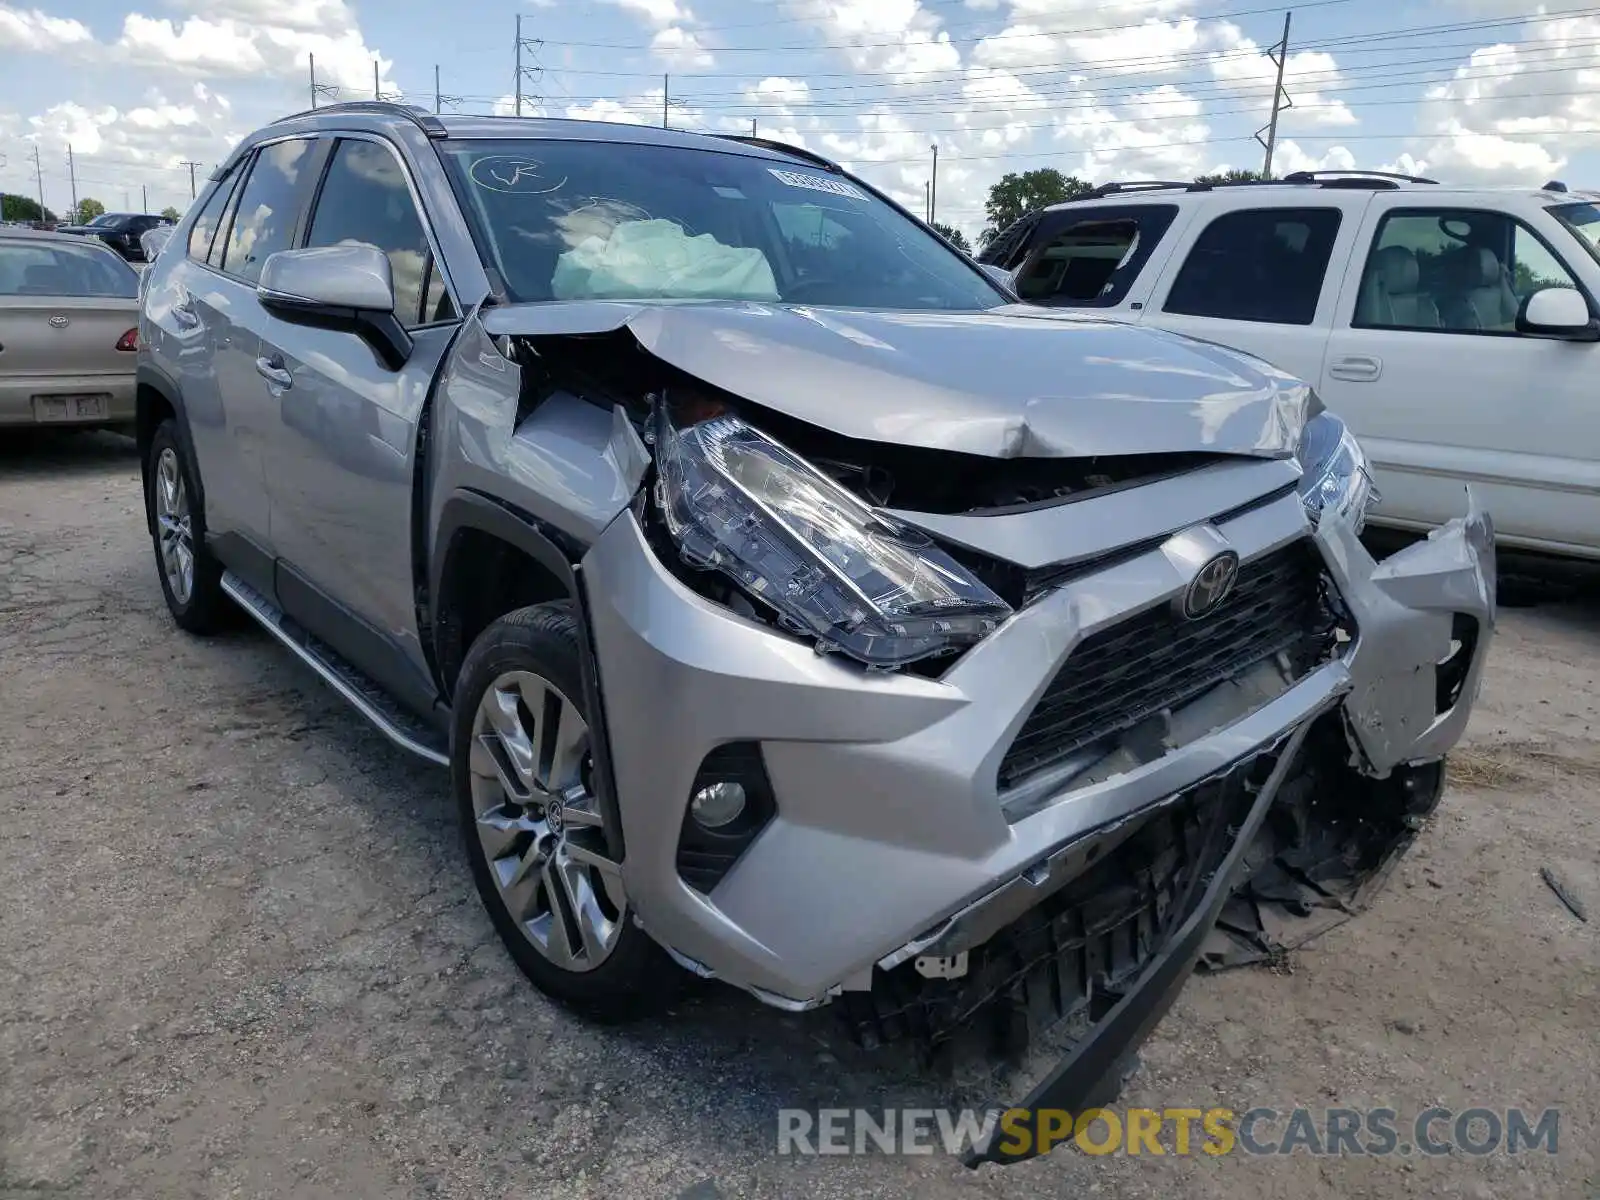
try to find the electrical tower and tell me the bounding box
[1255,12,1293,178]
[308,52,340,109]
[514,16,544,116]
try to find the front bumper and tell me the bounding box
[584,485,1494,1008]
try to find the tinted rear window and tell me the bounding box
[0,241,138,297]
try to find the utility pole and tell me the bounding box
[31,143,44,216]
[929,144,939,224]
[435,64,442,113]
[181,161,200,198]
[751,118,757,137]
[67,144,78,225]
[310,52,318,109]
[374,60,380,100]
[142,184,148,213]
[925,181,930,222]
[663,75,669,128]
[514,17,543,116]
[1256,12,1293,178]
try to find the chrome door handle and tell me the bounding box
[1328,354,1382,382]
[255,355,293,389]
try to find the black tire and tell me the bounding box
[452,601,677,1020]
[144,418,228,634]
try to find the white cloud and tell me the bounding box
[785,0,960,81]
[651,26,714,68]
[604,0,694,27]
[0,4,92,53]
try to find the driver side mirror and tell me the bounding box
[1516,286,1600,342]
[257,244,413,369]
[981,263,1019,292]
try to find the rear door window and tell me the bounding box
[187,178,235,262]
[1162,207,1342,325]
[1011,204,1180,306]
[218,137,319,284]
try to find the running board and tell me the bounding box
[221,571,449,767]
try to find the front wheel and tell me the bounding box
[452,602,676,1019]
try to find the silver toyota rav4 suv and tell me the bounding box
[137,102,1495,1163]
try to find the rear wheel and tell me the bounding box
[145,419,227,634]
[453,602,675,1018]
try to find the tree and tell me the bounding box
[160,205,182,221]
[1,194,57,223]
[980,169,1091,248]
[77,196,106,221]
[1194,169,1271,187]
[930,222,971,254]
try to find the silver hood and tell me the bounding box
[479,300,1312,459]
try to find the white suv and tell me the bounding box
[980,172,1600,561]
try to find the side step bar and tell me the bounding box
[221,571,449,767]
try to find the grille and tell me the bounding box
[998,539,1333,791]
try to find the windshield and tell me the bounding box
[0,240,139,297]
[440,140,1003,311]
[1551,202,1600,267]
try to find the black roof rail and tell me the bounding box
[1280,169,1438,186]
[1075,180,1198,201]
[713,134,845,173]
[273,100,448,139]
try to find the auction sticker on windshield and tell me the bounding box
[767,169,866,200]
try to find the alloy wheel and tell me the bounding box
[154,447,194,605]
[467,670,626,972]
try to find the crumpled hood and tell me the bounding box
[479,300,1312,459]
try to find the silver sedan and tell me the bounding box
[0,227,140,431]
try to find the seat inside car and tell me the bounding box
[1456,246,1520,330]
[1358,245,1441,329]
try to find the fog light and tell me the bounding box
[690,781,747,829]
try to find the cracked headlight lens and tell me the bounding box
[1297,412,1379,532]
[653,409,1012,668]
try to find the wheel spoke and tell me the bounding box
[475,801,540,861]
[558,855,616,961]
[545,702,587,792]
[483,687,538,795]
[538,855,578,966]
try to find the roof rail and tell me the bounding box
[273,100,447,139]
[1077,180,1197,201]
[712,134,845,173]
[1280,169,1438,187]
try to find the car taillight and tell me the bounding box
[116,328,138,352]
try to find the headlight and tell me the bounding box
[1296,412,1378,532]
[652,409,1013,668]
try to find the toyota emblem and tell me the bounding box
[545,798,565,836]
[1182,550,1241,619]
[48,314,70,329]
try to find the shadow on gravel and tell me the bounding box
[0,429,139,482]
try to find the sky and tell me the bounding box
[1,0,1597,241]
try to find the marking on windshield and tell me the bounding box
[767,169,866,201]
[469,155,569,195]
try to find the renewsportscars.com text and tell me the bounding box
[776,1105,1561,1159]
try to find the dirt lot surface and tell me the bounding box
[2,432,1596,1200]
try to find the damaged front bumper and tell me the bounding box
[580,484,1495,1158]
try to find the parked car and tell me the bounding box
[0,227,140,431]
[979,173,1600,561]
[137,104,1495,1163]
[57,212,174,262]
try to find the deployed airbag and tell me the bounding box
[552,219,779,302]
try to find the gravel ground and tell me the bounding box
[2,431,1596,1200]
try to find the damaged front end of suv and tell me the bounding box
[429,290,1494,1164]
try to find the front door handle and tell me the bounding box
[1328,354,1382,382]
[255,354,293,390]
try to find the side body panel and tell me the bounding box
[1318,194,1600,555]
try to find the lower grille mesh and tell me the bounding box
[998,539,1333,790]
